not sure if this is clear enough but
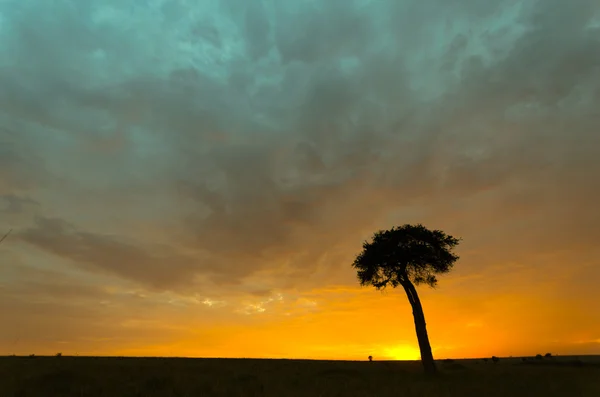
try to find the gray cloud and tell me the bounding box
[1,0,599,295]
[0,194,38,214]
[15,216,201,289]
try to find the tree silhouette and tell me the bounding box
[351,224,460,376]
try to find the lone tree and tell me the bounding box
[351,223,460,376]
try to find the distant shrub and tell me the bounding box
[368,355,373,362]
[28,354,35,358]
[491,356,499,363]
[544,353,552,358]
[56,353,62,357]
[443,358,455,363]
[535,354,543,360]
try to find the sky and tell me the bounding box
[1,0,599,360]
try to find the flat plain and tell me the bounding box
[1,355,599,397]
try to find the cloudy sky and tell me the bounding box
[1,0,599,360]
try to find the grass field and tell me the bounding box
[1,355,599,397]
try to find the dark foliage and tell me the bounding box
[352,224,460,289]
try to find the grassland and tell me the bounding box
[1,355,599,397]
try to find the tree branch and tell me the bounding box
[0,229,12,246]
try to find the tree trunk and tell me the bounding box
[401,280,437,376]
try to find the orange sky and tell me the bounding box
[1,0,599,360]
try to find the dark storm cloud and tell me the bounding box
[0,194,38,214]
[16,216,200,289]
[1,0,599,292]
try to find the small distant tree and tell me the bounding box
[491,356,499,364]
[368,355,373,362]
[544,353,552,358]
[352,224,460,376]
[535,354,543,360]
[56,353,62,357]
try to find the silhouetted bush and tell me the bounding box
[28,354,35,359]
[491,356,499,364]
[368,356,373,362]
[56,353,62,357]
[443,358,455,363]
[544,352,552,358]
[535,354,543,360]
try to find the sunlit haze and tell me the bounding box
[1,0,599,360]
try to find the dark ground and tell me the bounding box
[1,355,599,397]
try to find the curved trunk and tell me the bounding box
[401,280,437,376]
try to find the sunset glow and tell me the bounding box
[383,345,421,361]
[1,0,599,361]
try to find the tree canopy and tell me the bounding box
[352,223,461,289]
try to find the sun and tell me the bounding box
[382,345,421,361]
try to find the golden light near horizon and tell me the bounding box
[2,0,600,362]
[382,345,421,361]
